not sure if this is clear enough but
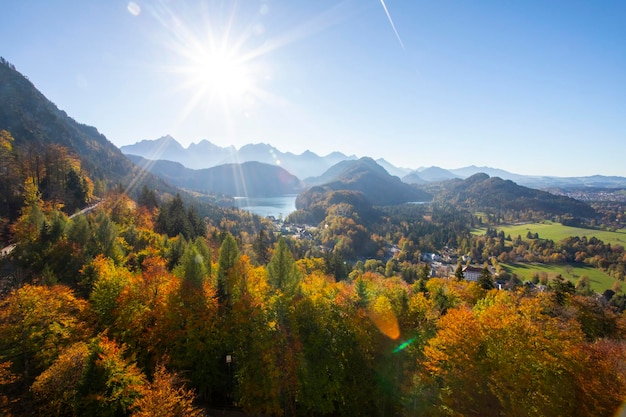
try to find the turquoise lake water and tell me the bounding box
[233,195,297,219]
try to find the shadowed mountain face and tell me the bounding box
[0,61,129,182]
[297,157,431,209]
[0,60,172,195]
[128,155,304,198]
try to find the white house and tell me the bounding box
[462,265,484,282]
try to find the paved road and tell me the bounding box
[0,201,101,258]
[0,244,15,258]
[69,201,101,219]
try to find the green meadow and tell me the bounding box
[472,221,625,292]
[473,221,626,246]
[502,262,616,292]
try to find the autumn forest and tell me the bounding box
[2,58,626,417]
[1,124,626,417]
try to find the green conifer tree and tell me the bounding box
[455,263,465,281]
[477,266,495,290]
[267,238,300,295]
[217,233,240,304]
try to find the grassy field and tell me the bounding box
[471,221,625,292]
[473,221,626,246]
[502,262,616,292]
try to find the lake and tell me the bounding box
[233,195,297,219]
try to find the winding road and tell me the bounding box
[0,201,101,258]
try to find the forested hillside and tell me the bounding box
[427,173,597,219]
[0,59,176,212]
[296,157,431,208]
[0,59,134,184]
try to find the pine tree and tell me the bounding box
[252,230,271,265]
[138,185,159,211]
[267,237,299,294]
[454,263,465,281]
[187,205,206,238]
[217,233,240,304]
[477,266,495,290]
[168,194,192,239]
[418,263,431,281]
[157,194,192,239]
[178,246,207,289]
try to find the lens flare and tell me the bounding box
[127,2,141,16]
[393,337,416,353]
[368,295,400,340]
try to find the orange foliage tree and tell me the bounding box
[114,256,178,369]
[131,363,204,417]
[419,290,626,417]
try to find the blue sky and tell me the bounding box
[2,0,625,177]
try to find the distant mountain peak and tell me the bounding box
[326,151,355,159]
[403,166,458,184]
[240,142,272,150]
[466,172,491,182]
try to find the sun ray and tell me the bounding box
[137,0,355,165]
[144,2,266,130]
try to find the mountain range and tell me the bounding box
[121,136,626,190]
[406,165,626,190]
[0,57,618,224]
[121,136,360,180]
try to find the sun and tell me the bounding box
[152,4,265,116]
[189,47,252,101]
[173,36,257,112]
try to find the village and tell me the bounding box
[267,216,507,286]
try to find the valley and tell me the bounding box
[2,57,626,417]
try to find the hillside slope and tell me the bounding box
[128,156,304,197]
[432,173,597,218]
[297,157,431,208]
[0,59,171,196]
